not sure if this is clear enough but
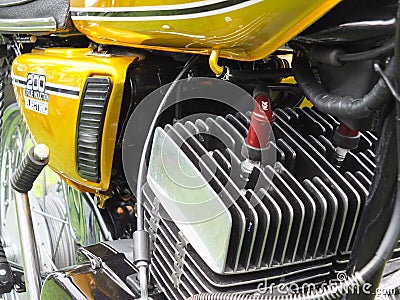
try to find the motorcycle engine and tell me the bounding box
[139,102,392,298]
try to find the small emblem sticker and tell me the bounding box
[24,73,50,102]
[23,73,50,115]
[25,98,48,115]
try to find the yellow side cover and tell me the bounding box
[12,48,136,192]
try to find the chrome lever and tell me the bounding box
[11,144,50,300]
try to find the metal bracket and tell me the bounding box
[0,17,56,33]
[148,197,161,251]
[77,248,102,270]
[172,231,188,288]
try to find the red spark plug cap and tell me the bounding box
[246,86,275,150]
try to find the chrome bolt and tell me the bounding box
[33,144,49,162]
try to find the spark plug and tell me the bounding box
[332,122,360,168]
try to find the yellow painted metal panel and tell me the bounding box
[12,48,136,192]
[70,0,340,61]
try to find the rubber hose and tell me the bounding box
[338,39,395,62]
[292,55,395,119]
[229,68,293,80]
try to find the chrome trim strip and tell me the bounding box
[70,0,228,12]
[0,0,34,7]
[0,17,56,32]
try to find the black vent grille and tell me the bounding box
[76,77,111,182]
[143,107,398,299]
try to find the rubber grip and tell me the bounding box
[11,146,49,193]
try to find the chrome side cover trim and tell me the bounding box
[0,17,56,32]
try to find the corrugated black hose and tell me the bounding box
[292,54,395,119]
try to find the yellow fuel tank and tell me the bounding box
[12,48,137,192]
[70,0,340,61]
